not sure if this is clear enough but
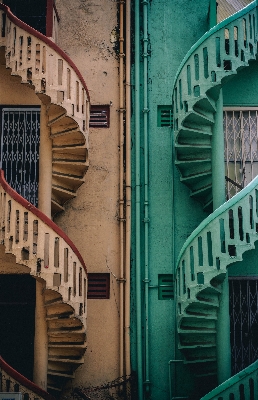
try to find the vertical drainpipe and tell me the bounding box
[125,0,132,379]
[209,0,217,29]
[119,0,125,380]
[135,0,143,399]
[142,0,150,395]
[212,90,231,384]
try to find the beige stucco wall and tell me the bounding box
[54,0,121,389]
[0,48,41,105]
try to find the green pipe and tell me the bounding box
[135,1,143,399]
[209,0,217,29]
[212,89,225,210]
[142,0,150,395]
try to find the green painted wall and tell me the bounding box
[223,59,258,106]
[131,1,212,399]
[228,243,258,277]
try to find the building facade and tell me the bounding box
[1,1,258,400]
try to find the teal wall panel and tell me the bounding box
[224,59,258,106]
[131,1,212,398]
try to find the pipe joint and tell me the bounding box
[143,217,150,223]
[143,278,150,283]
[142,52,150,58]
[142,108,149,113]
[117,278,126,283]
[142,0,149,4]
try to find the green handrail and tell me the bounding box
[200,359,258,399]
[172,1,255,91]
[176,174,258,268]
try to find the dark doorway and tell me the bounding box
[229,278,258,375]
[2,0,47,35]
[0,274,36,380]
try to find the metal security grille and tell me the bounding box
[224,108,258,199]
[1,108,40,206]
[229,278,258,375]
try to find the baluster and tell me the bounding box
[64,247,68,283]
[83,277,87,315]
[241,196,251,243]
[200,229,209,268]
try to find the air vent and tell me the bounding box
[87,273,110,299]
[157,105,173,127]
[158,274,174,300]
[89,105,110,128]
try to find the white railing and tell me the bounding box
[0,356,55,400]
[0,3,90,140]
[0,169,87,327]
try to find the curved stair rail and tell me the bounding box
[0,169,88,393]
[176,175,258,378]
[0,3,90,215]
[172,1,256,210]
[0,356,55,400]
[200,359,258,400]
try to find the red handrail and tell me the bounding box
[0,356,55,400]
[0,3,90,101]
[0,169,87,274]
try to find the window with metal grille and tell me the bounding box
[157,105,173,127]
[158,274,174,300]
[89,105,110,128]
[224,107,258,199]
[87,273,110,299]
[1,107,40,207]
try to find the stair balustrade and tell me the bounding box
[0,169,87,393]
[0,356,55,400]
[200,359,258,400]
[177,175,258,377]
[173,1,257,210]
[0,3,90,215]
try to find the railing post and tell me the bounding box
[212,89,231,384]
[33,280,48,391]
[38,103,52,219]
[216,271,231,384]
[34,104,51,391]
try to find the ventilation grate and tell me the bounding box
[157,105,173,127]
[158,274,174,300]
[89,105,110,128]
[87,273,110,299]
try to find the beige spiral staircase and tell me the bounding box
[0,3,90,396]
[0,3,90,216]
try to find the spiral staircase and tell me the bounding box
[173,0,258,393]
[0,3,89,396]
[0,3,90,216]
[173,1,257,212]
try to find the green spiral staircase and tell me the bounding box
[173,1,257,211]
[173,0,258,396]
